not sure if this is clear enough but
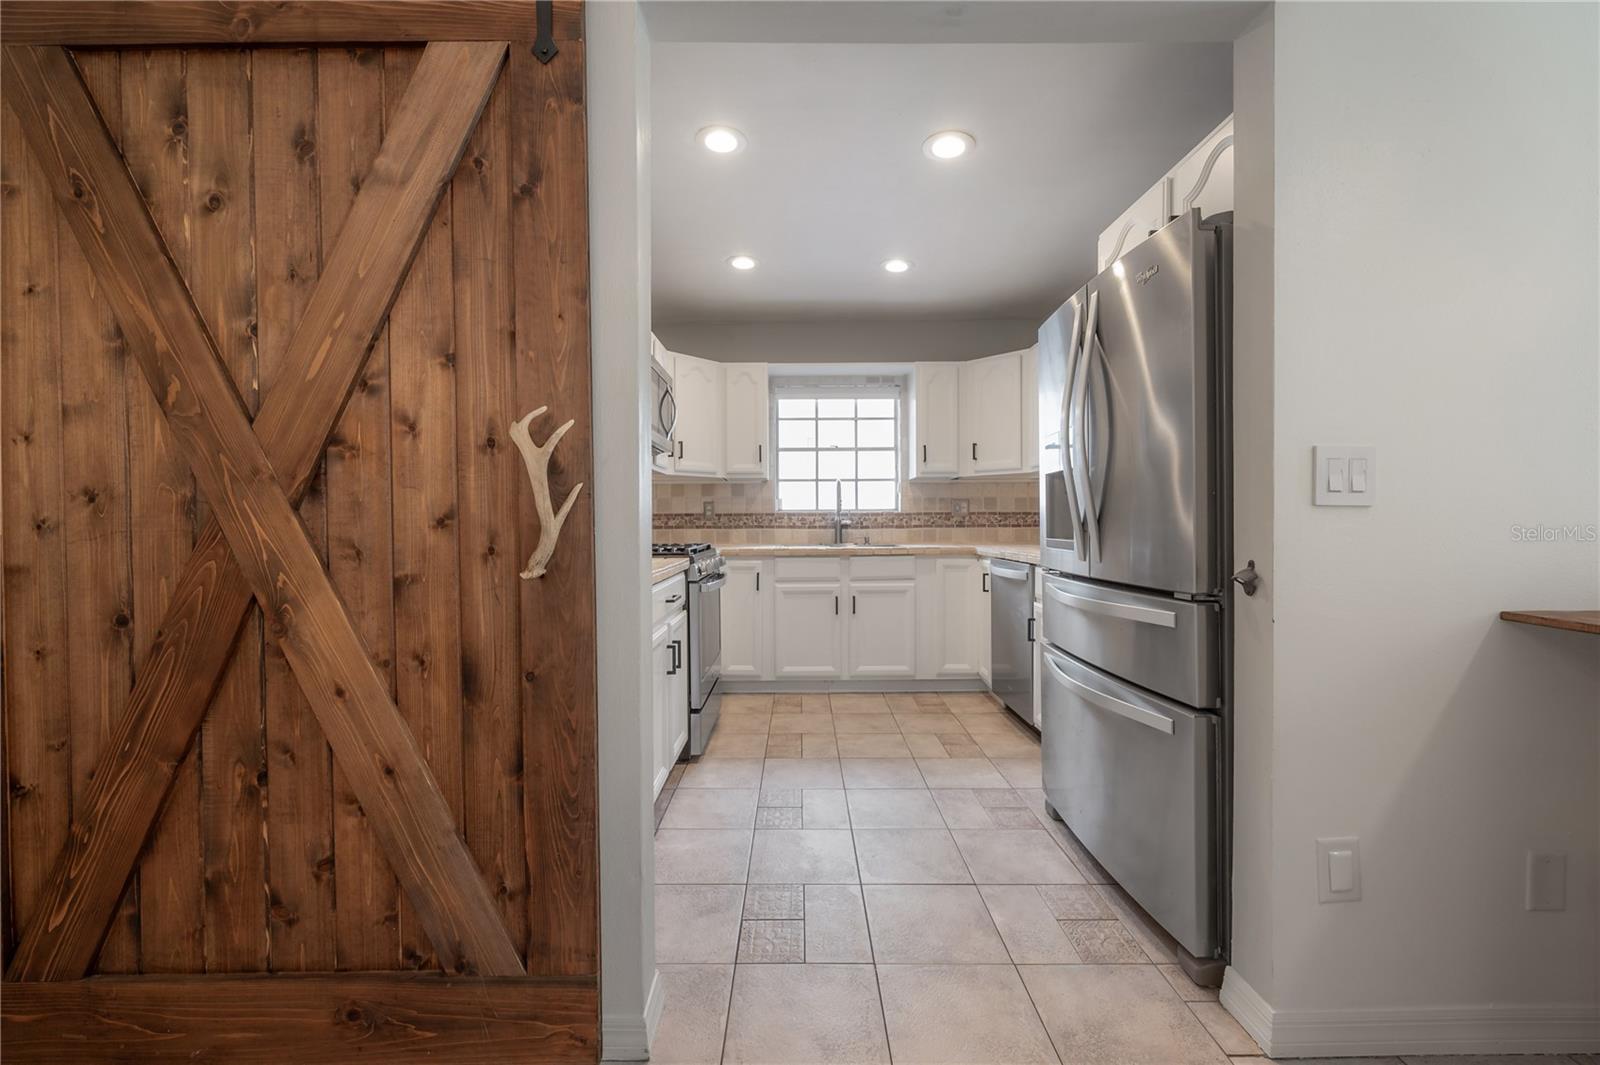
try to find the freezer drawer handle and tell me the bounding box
[1043,652,1175,735]
[1047,584,1177,628]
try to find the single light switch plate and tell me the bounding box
[1526,852,1568,911]
[1316,836,1362,902]
[1314,446,1377,506]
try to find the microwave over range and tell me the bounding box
[650,352,677,457]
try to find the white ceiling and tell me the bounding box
[651,41,1233,324]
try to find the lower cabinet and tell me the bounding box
[846,579,918,678]
[651,602,690,799]
[772,579,845,678]
[930,557,982,676]
[721,558,771,679]
[978,559,994,688]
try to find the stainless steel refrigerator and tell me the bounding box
[1036,209,1231,960]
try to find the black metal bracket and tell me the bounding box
[533,0,559,64]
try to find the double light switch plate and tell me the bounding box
[1314,446,1377,506]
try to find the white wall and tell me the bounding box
[1226,1,1600,1054]
[587,2,660,1059]
[652,317,1040,363]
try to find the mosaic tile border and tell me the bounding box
[653,510,1039,530]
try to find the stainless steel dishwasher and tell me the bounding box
[989,559,1036,721]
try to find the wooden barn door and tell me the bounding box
[0,3,598,1060]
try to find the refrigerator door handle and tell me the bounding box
[1043,648,1175,735]
[1071,291,1101,562]
[1046,583,1177,628]
[1084,326,1110,529]
[1060,298,1089,561]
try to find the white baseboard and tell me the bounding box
[1221,967,1600,1057]
[602,970,666,1063]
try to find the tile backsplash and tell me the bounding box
[652,476,1038,546]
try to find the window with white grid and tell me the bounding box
[775,394,900,511]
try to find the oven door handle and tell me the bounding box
[696,574,727,591]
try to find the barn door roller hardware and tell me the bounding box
[534,0,558,63]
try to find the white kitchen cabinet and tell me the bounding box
[723,362,769,479]
[931,557,982,676]
[666,609,690,766]
[846,579,918,678]
[650,618,673,798]
[721,558,773,680]
[1021,344,1040,473]
[1169,115,1234,224]
[909,361,961,479]
[773,580,845,678]
[977,559,993,687]
[1097,178,1169,272]
[959,350,1025,477]
[668,349,723,476]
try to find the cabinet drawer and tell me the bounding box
[652,574,687,625]
[848,556,915,580]
[774,557,844,581]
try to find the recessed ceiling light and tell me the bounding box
[882,258,912,274]
[698,126,746,154]
[728,254,758,271]
[923,130,975,160]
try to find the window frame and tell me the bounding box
[771,386,902,513]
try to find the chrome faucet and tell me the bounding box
[833,480,853,544]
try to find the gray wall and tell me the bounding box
[652,318,1041,363]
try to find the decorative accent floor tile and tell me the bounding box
[973,788,1025,808]
[1038,884,1116,920]
[759,787,802,807]
[986,806,1041,828]
[737,919,805,963]
[755,807,803,829]
[1061,919,1148,963]
[744,884,805,920]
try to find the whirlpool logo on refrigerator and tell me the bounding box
[1135,264,1160,286]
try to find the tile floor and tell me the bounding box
[650,691,1588,1065]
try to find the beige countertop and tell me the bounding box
[716,543,1043,566]
[651,558,690,583]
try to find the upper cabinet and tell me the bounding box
[959,349,1025,477]
[910,361,961,479]
[1098,114,1234,273]
[668,349,724,476]
[723,363,770,479]
[1021,344,1039,473]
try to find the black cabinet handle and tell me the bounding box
[667,639,680,675]
[922,444,927,463]
[972,442,978,461]
[982,573,989,593]
[677,440,684,460]
[834,595,839,615]
[755,571,760,592]
[1026,617,1035,643]
[851,595,857,615]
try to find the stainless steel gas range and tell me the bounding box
[652,542,725,756]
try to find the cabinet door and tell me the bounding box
[910,361,960,479]
[650,619,672,798]
[932,558,980,676]
[959,351,1024,476]
[668,610,690,763]
[1169,115,1234,224]
[846,580,918,678]
[723,363,769,478]
[1097,178,1168,272]
[669,350,724,476]
[978,561,993,687]
[1020,344,1040,473]
[773,580,844,678]
[721,559,771,680]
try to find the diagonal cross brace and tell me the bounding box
[3,41,522,979]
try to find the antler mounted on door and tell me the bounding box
[510,406,585,579]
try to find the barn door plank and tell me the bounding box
[508,42,598,977]
[316,45,401,970]
[3,40,515,981]
[186,47,270,975]
[118,47,207,975]
[0,90,72,967]
[382,46,467,971]
[452,71,529,956]
[54,49,141,975]
[252,45,335,973]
